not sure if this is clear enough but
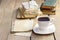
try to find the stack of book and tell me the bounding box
[40,0,56,15]
[40,6,55,15]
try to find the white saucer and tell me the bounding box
[33,23,55,34]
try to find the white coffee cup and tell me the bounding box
[38,17,51,30]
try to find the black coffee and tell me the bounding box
[38,17,50,21]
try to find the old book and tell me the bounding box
[42,11,55,15]
[40,8,56,15]
[43,0,56,6]
[40,6,55,11]
[16,7,37,19]
[40,0,56,11]
[16,1,41,19]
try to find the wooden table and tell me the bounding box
[8,32,55,40]
[0,0,60,40]
[8,16,56,40]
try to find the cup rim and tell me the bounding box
[38,17,50,21]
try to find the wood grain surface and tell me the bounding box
[0,0,60,40]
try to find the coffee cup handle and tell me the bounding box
[50,18,55,22]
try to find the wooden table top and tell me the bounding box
[0,0,60,40]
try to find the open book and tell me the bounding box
[22,1,39,10]
[16,1,42,19]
